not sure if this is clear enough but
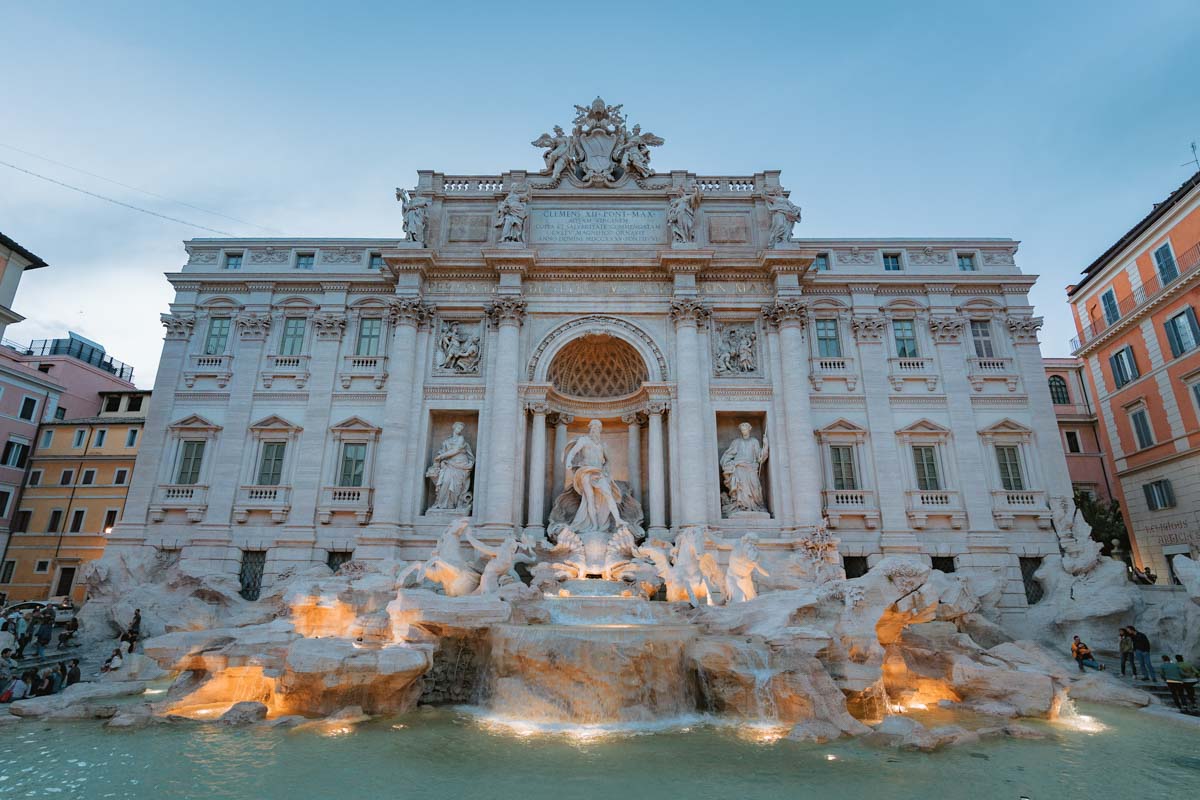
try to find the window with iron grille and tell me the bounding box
[326,550,354,572]
[1019,557,1044,604]
[912,446,941,490]
[815,319,842,357]
[1048,375,1070,404]
[893,320,918,357]
[995,445,1024,491]
[257,442,286,486]
[239,550,267,601]
[970,320,995,358]
[829,445,858,490]
[176,440,206,484]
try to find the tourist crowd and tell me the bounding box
[1070,627,1199,714]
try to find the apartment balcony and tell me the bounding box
[991,489,1051,530]
[966,357,1019,392]
[887,357,939,392]
[261,354,311,389]
[821,488,880,529]
[904,489,965,529]
[338,354,388,389]
[317,485,374,525]
[183,354,234,389]
[149,484,208,523]
[233,485,293,524]
[809,356,858,391]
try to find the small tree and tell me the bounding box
[1074,492,1130,559]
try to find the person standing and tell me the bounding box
[32,616,53,659]
[1118,628,1136,677]
[12,612,31,658]
[1130,627,1156,681]
[1174,655,1198,712]
[1159,656,1193,711]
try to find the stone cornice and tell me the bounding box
[482,247,537,273]
[658,249,715,273]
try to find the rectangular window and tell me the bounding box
[0,490,10,518]
[239,550,267,601]
[72,429,86,448]
[843,556,870,579]
[1154,243,1178,284]
[829,445,858,490]
[327,550,354,571]
[957,253,977,272]
[103,509,119,531]
[1130,409,1154,450]
[59,469,74,486]
[1,441,29,469]
[893,320,919,358]
[40,429,53,449]
[0,560,13,583]
[54,407,65,420]
[80,469,95,486]
[204,318,231,355]
[995,445,1025,491]
[339,443,367,487]
[176,440,206,485]
[883,253,902,271]
[114,468,128,485]
[1064,430,1082,453]
[94,429,107,447]
[368,253,384,270]
[912,446,941,490]
[1109,346,1139,388]
[18,397,37,421]
[813,253,829,271]
[126,395,143,412]
[1099,290,1119,325]
[279,317,306,356]
[1164,307,1200,357]
[104,395,121,413]
[225,252,243,270]
[295,252,315,270]
[125,428,139,447]
[931,556,957,573]
[28,470,41,487]
[815,320,842,357]
[34,560,50,574]
[356,318,383,356]
[970,320,995,358]
[1144,479,1176,510]
[12,510,30,531]
[1019,557,1044,604]
[47,509,63,533]
[69,509,85,533]
[257,442,287,486]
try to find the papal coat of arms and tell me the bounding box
[532,97,664,187]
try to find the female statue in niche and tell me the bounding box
[720,422,769,515]
[427,422,475,511]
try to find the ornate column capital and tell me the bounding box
[388,296,433,328]
[160,313,196,341]
[761,300,808,329]
[1005,315,1044,344]
[549,412,574,426]
[621,411,646,426]
[850,314,887,343]
[526,401,550,416]
[313,312,347,340]
[645,401,670,416]
[488,297,527,327]
[928,314,966,344]
[669,298,710,327]
[235,312,272,341]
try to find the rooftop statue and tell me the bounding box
[532,97,664,187]
[396,188,432,245]
[763,185,802,247]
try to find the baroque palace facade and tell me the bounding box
[111,100,1072,617]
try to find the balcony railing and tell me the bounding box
[149,484,209,523]
[904,489,965,529]
[339,354,388,389]
[822,488,880,529]
[318,485,374,525]
[991,489,1051,529]
[1072,241,1200,350]
[22,338,135,381]
[967,356,1019,392]
[888,357,938,391]
[262,354,311,389]
[234,485,292,524]
[809,356,858,390]
[890,357,933,372]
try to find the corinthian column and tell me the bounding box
[646,402,668,536]
[482,297,526,533]
[551,412,573,501]
[670,299,710,526]
[525,402,549,537]
[621,412,643,502]
[764,300,820,527]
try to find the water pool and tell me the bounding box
[0,705,1196,800]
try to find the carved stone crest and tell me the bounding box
[532,97,664,187]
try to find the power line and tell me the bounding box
[0,158,237,236]
[0,142,282,234]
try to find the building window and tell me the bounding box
[72,429,86,448]
[815,319,842,357]
[103,509,119,532]
[256,442,287,486]
[813,253,830,272]
[829,445,858,490]
[80,469,95,486]
[0,490,10,518]
[327,550,354,571]
[47,509,63,533]
[204,318,232,355]
[40,429,53,449]
[18,397,37,421]
[69,509,86,533]
[295,252,315,270]
[94,429,107,447]
[126,395,143,412]
[1019,557,1044,604]
[1100,289,1119,325]
[54,407,65,420]
[28,470,41,487]
[1130,408,1154,450]
[34,559,50,574]
[12,510,30,532]
[0,560,14,583]
[970,320,995,358]
[883,253,902,271]
[1144,479,1176,510]
[1153,243,1178,284]
[368,253,384,270]
[114,468,128,485]
[176,440,207,485]
[104,395,121,413]
[59,469,74,486]
[239,550,267,601]
[126,428,139,447]
[931,556,957,573]
[279,317,306,356]
[1109,346,1139,388]
[843,556,870,579]
[912,445,941,490]
[893,320,919,358]
[1048,375,1070,404]
[339,443,367,487]
[1,441,29,469]
[1164,307,1200,358]
[224,251,243,270]
[356,318,383,356]
[957,253,977,272]
[995,445,1025,491]
[1064,430,1082,453]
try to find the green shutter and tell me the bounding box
[1165,318,1183,358]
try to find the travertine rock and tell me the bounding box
[275,638,429,716]
[217,701,268,725]
[1067,674,1152,708]
[7,681,149,718]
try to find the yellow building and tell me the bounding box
[0,390,149,602]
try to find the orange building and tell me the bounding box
[0,390,150,601]
[1068,171,1200,582]
[1043,357,1115,504]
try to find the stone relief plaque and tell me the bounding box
[530,208,665,244]
[711,322,760,376]
[447,214,491,243]
[707,214,750,244]
[434,319,483,375]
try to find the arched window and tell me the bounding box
[1048,375,1070,405]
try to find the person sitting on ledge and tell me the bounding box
[101,648,123,674]
[1071,635,1104,672]
[58,617,79,649]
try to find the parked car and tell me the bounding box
[2,598,76,625]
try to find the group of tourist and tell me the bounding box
[0,650,81,702]
[1070,627,1199,714]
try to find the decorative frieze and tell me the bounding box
[312,313,347,339]
[321,247,363,264]
[250,247,291,264]
[188,250,219,265]
[1005,315,1044,344]
[908,246,949,266]
[928,315,966,344]
[235,313,272,340]
[835,247,876,266]
[981,250,1016,266]
[850,314,887,343]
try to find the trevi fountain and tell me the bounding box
[3,99,1200,799]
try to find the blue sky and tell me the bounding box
[3,1,1199,385]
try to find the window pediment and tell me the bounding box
[249,415,303,436]
[817,418,868,443]
[330,416,381,440]
[896,418,950,443]
[168,414,222,434]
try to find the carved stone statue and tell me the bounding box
[720,423,769,515]
[763,186,801,247]
[613,124,665,179]
[1051,495,1103,576]
[402,518,480,596]
[426,422,475,512]
[396,188,432,245]
[531,98,664,187]
[638,527,723,605]
[667,182,702,243]
[494,185,530,243]
[464,529,534,596]
[531,125,577,182]
[725,533,769,603]
[547,419,644,538]
[436,321,482,374]
[714,325,758,374]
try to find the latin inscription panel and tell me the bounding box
[531,208,665,244]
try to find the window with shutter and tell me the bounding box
[1165,308,1199,357]
[1101,290,1119,324]
[1154,244,1178,283]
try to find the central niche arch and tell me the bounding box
[527,315,668,385]
[547,334,649,398]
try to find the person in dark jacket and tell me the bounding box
[65,659,81,686]
[1129,626,1156,681]
[32,617,53,659]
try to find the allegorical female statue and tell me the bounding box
[494,186,530,243]
[720,422,769,515]
[427,422,475,511]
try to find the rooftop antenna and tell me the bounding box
[1184,141,1200,173]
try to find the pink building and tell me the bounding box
[1043,357,1115,504]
